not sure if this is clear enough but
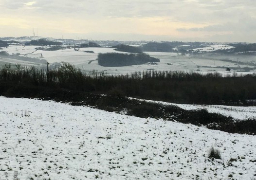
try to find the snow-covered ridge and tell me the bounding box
[0,96,255,179]
[193,44,235,52]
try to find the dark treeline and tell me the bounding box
[98,53,160,67]
[25,38,62,46]
[0,51,9,56]
[43,46,63,51]
[0,64,256,135]
[0,63,256,106]
[141,42,173,52]
[229,43,256,53]
[0,40,8,47]
[113,44,142,53]
[92,71,256,105]
[80,42,101,48]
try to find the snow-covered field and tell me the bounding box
[193,44,234,52]
[0,96,256,179]
[1,45,256,75]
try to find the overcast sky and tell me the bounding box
[0,0,255,42]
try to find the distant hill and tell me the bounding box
[25,39,62,46]
[142,42,173,52]
[98,53,160,67]
[80,42,101,48]
[113,44,142,53]
[0,51,9,56]
[229,43,256,53]
[44,46,63,51]
[0,40,8,47]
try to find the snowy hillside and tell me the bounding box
[0,97,256,179]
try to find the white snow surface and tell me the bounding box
[0,97,256,179]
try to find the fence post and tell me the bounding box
[46,62,49,82]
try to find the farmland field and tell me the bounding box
[1,45,256,75]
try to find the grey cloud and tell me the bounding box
[177,17,256,33]
[3,0,28,9]
[204,32,256,43]
[1,0,256,42]
[2,0,256,20]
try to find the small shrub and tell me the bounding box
[227,158,237,166]
[208,147,221,160]
[108,87,125,99]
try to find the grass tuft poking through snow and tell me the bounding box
[208,147,221,161]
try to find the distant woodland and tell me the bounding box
[0,51,9,56]
[141,42,173,52]
[25,39,62,46]
[229,43,256,53]
[113,44,142,53]
[98,53,160,67]
[80,42,101,48]
[0,40,8,47]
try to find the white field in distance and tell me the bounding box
[0,44,256,75]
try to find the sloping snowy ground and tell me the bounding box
[0,97,256,180]
[131,98,256,121]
